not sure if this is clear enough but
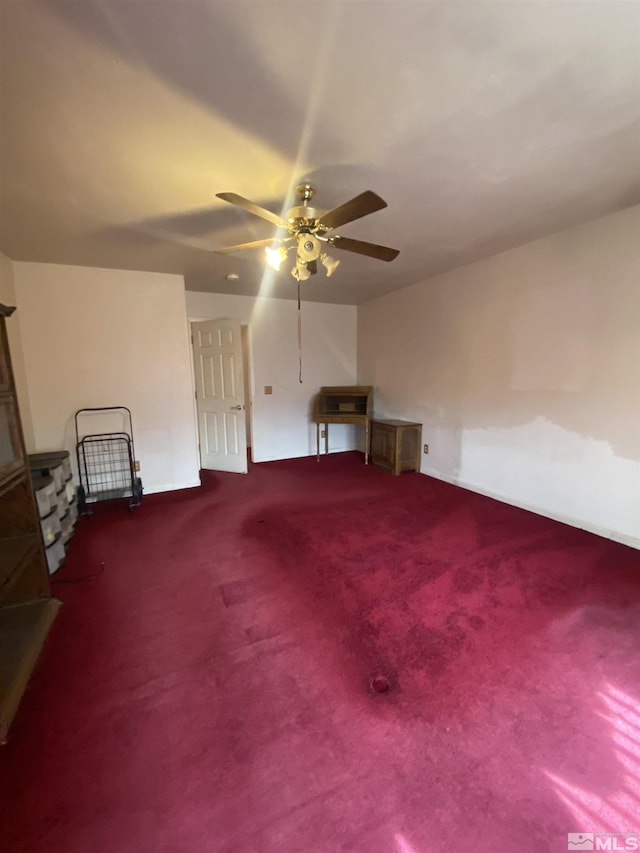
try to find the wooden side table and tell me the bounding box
[371,419,422,476]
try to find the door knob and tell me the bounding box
[230,405,244,410]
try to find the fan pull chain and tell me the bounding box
[297,281,303,384]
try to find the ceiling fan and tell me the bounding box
[215,183,399,281]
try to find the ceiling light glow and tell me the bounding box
[265,245,288,272]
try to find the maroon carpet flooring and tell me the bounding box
[1,452,639,853]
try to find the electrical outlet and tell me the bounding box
[321,430,326,438]
[423,444,429,454]
[134,460,140,472]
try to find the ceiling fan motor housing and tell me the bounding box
[288,182,324,233]
[286,205,324,227]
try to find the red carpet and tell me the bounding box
[1,452,639,852]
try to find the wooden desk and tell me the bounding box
[371,419,422,475]
[313,386,373,464]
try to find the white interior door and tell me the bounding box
[191,317,247,473]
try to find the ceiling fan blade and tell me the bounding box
[215,237,280,255]
[319,191,388,231]
[329,235,399,262]
[216,192,289,229]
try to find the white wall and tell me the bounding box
[12,262,200,494]
[0,252,35,450]
[358,205,640,548]
[186,291,358,462]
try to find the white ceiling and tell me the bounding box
[0,0,639,305]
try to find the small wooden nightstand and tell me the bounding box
[371,419,422,476]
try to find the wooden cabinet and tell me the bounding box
[371,419,422,476]
[313,386,373,463]
[0,304,59,741]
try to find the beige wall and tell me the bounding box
[12,262,200,494]
[186,291,358,462]
[358,205,640,547]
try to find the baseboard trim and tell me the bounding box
[144,480,201,496]
[254,446,357,464]
[422,467,640,551]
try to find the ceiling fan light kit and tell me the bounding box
[216,183,399,285]
[265,245,288,272]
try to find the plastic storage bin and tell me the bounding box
[29,451,77,556]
